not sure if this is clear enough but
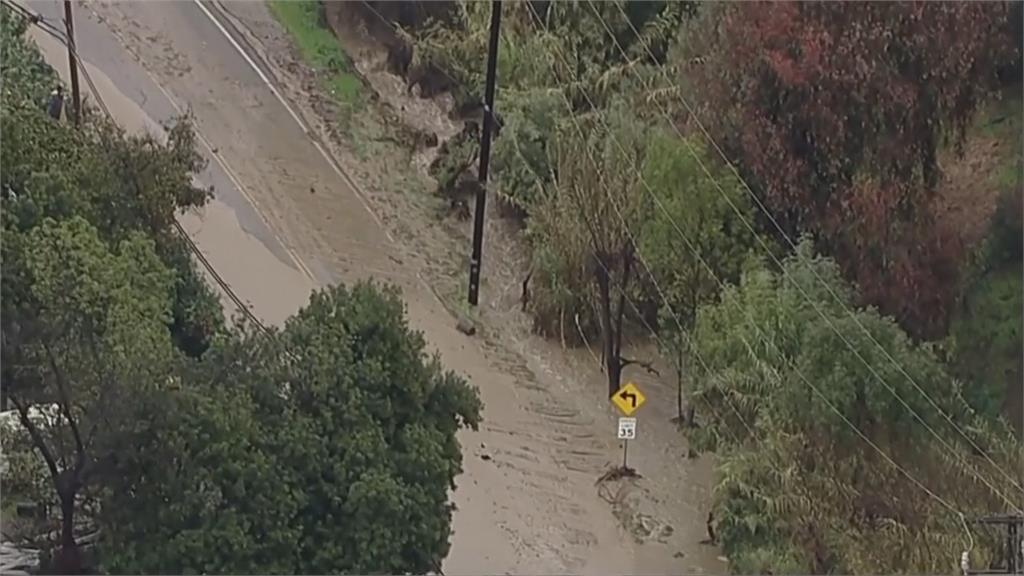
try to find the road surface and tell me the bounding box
[17,1,723,574]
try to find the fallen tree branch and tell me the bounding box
[619,356,660,377]
[596,464,641,485]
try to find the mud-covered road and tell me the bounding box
[19,1,724,573]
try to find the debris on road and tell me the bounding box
[456,315,476,336]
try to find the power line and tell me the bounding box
[590,0,1024,507]
[606,0,1024,500]
[521,0,1010,531]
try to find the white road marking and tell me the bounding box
[192,0,308,132]
[192,0,394,244]
[192,0,463,311]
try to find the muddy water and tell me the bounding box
[26,24,316,327]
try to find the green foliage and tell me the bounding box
[638,132,756,329]
[948,187,1024,427]
[410,0,690,202]
[100,282,483,574]
[3,18,482,574]
[0,7,57,108]
[268,1,361,106]
[525,101,649,340]
[687,240,1023,573]
[0,17,221,359]
[159,237,224,358]
[1,214,183,569]
[274,282,482,574]
[949,264,1022,421]
[96,380,301,574]
[491,88,562,211]
[0,19,222,570]
[428,122,478,197]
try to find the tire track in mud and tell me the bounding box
[458,302,628,571]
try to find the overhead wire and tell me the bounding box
[520,0,1003,534]
[344,0,757,458]
[517,5,962,543]
[515,3,759,446]
[602,0,1024,503]
[583,0,1023,510]
[355,1,744,447]
[358,0,468,94]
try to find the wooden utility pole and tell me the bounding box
[467,0,501,306]
[63,0,81,126]
[964,514,1024,575]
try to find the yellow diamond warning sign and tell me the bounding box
[611,381,646,417]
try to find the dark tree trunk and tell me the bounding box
[676,347,684,423]
[595,253,618,398]
[607,354,622,399]
[611,249,634,396]
[54,478,81,575]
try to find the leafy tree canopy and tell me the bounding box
[1,7,221,360]
[99,282,483,574]
[638,131,756,329]
[2,215,181,572]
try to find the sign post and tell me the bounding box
[611,382,646,469]
[617,417,637,467]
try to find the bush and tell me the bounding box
[948,186,1024,428]
[687,240,1022,573]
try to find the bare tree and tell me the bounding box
[547,107,651,397]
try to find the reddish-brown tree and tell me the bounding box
[686,1,1019,338]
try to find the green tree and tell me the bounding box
[2,11,482,575]
[267,282,482,574]
[490,87,563,213]
[94,365,302,574]
[1,10,222,359]
[0,14,222,570]
[686,240,1023,573]
[0,7,57,108]
[406,0,691,209]
[637,132,756,420]
[2,217,180,573]
[99,282,483,574]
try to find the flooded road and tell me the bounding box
[16,1,724,573]
[25,0,316,326]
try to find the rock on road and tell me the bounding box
[17,1,721,574]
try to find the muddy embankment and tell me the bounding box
[318,0,491,218]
